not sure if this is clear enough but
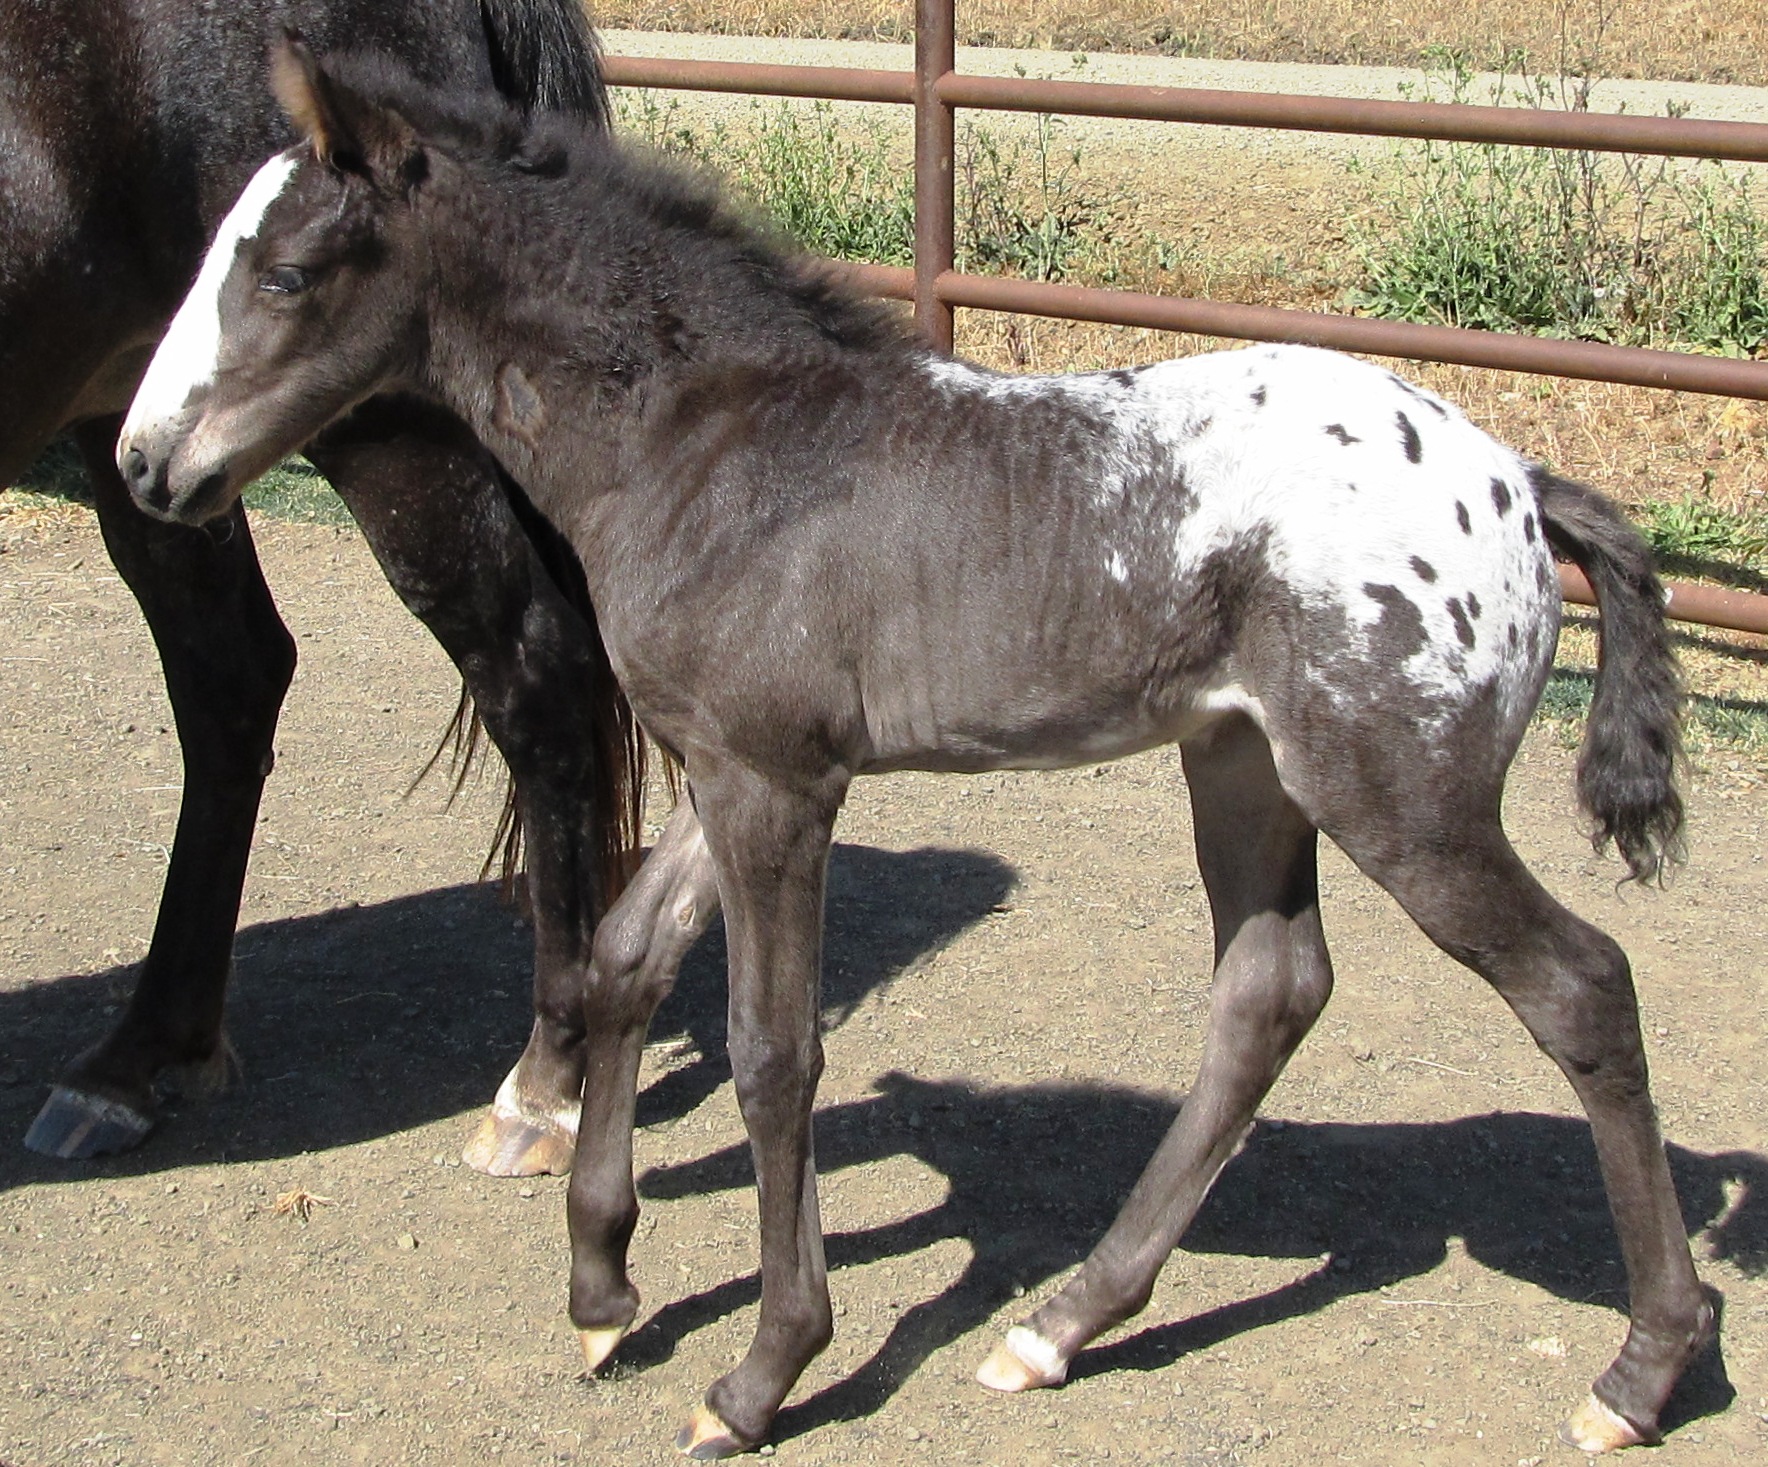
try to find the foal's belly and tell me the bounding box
[856,664,1263,775]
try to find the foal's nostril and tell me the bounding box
[118,445,170,511]
[120,446,150,490]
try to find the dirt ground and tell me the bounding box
[1,38,1766,1463]
[1,486,1765,1467]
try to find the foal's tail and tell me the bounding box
[1532,467,1685,884]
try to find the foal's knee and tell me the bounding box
[584,901,677,1026]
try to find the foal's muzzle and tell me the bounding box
[115,427,233,525]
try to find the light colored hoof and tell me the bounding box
[23,1086,155,1159]
[461,1109,575,1177]
[675,1402,746,1460]
[1559,1393,1647,1453]
[578,1324,628,1375]
[976,1325,1068,1393]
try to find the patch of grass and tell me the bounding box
[1349,51,1768,354]
[1538,668,1768,760]
[1632,495,1768,586]
[5,439,348,526]
[957,108,1103,282]
[618,92,915,264]
[9,439,90,501]
[241,458,352,526]
[616,85,1155,287]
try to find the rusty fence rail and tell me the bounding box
[600,3,1768,637]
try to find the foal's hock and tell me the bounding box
[117,42,1712,1459]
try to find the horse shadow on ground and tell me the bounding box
[0,842,1014,1193]
[630,1072,1766,1444]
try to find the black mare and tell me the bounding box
[0,0,641,1172]
[120,48,1715,1458]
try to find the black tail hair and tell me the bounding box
[479,0,608,127]
[1533,468,1685,884]
[415,468,653,911]
[413,3,624,904]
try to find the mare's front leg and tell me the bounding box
[979,714,1334,1392]
[672,762,845,1460]
[26,416,296,1157]
[566,800,721,1368]
[304,397,628,1178]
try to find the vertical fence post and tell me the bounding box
[914,0,955,351]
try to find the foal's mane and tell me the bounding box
[327,51,915,362]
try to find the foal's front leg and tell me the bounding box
[673,762,845,1459]
[566,800,721,1368]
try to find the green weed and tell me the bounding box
[957,110,1104,281]
[617,93,916,264]
[1633,495,1768,566]
[5,440,349,526]
[1350,53,1768,354]
[242,458,351,526]
[614,86,1143,286]
[9,439,89,500]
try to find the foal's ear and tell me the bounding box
[270,33,426,191]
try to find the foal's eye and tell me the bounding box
[258,265,311,295]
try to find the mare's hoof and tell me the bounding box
[976,1325,1068,1392]
[578,1324,629,1375]
[1559,1393,1648,1453]
[161,1035,238,1099]
[462,1109,575,1177]
[23,1086,155,1159]
[675,1403,748,1459]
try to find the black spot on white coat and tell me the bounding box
[1396,411,1422,464]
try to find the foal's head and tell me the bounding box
[117,39,493,523]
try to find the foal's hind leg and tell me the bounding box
[1330,811,1709,1449]
[980,714,1334,1392]
[305,399,633,1178]
[26,417,296,1157]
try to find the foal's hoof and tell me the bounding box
[976,1325,1069,1392]
[675,1403,749,1460]
[578,1324,629,1375]
[1559,1393,1648,1453]
[23,1086,155,1159]
[461,1109,575,1177]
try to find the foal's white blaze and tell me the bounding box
[120,149,302,441]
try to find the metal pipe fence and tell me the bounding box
[600,5,1768,636]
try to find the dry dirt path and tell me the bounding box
[598,29,1768,166]
[0,504,1764,1466]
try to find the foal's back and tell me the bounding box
[647,342,1564,777]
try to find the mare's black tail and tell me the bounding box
[480,0,609,125]
[418,472,650,907]
[1533,467,1685,884]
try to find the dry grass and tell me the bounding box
[594,0,1768,87]
[0,488,95,542]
